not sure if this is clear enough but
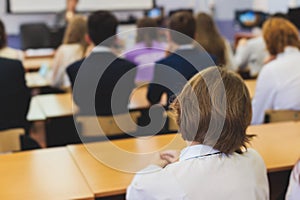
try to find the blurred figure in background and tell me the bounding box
[147,11,215,106]
[54,0,79,28]
[195,13,235,69]
[251,17,300,124]
[49,15,88,88]
[234,13,286,78]
[125,17,167,84]
[0,19,24,61]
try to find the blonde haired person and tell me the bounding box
[127,67,269,200]
[0,19,23,61]
[251,17,300,124]
[195,13,235,70]
[49,15,88,88]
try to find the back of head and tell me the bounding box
[63,15,87,47]
[263,17,300,56]
[195,12,226,66]
[0,19,7,49]
[171,67,253,154]
[88,11,118,46]
[136,17,159,47]
[169,11,196,45]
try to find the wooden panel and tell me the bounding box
[0,148,94,200]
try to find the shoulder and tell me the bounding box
[67,59,84,73]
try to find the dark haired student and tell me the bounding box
[67,11,136,115]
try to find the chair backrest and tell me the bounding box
[166,110,179,132]
[264,110,300,123]
[76,111,141,138]
[20,23,51,50]
[0,128,25,153]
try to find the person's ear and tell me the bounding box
[85,34,92,45]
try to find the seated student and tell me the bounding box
[0,19,24,61]
[147,11,215,106]
[124,17,167,84]
[49,15,88,88]
[195,13,235,70]
[127,67,269,200]
[234,13,286,78]
[0,57,31,131]
[67,11,136,116]
[286,160,300,199]
[251,17,300,124]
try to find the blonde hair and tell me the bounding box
[63,15,88,50]
[171,67,254,154]
[195,13,226,66]
[263,17,300,56]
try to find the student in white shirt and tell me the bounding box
[286,160,300,200]
[49,15,88,88]
[127,67,269,200]
[251,17,300,124]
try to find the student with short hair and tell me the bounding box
[67,11,136,115]
[147,11,215,106]
[127,67,269,200]
[251,17,300,124]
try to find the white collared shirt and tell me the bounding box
[92,45,112,53]
[251,46,300,124]
[126,145,269,200]
[286,160,300,200]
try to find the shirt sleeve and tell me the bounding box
[224,39,237,71]
[286,161,300,200]
[251,64,277,124]
[234,42,250,71]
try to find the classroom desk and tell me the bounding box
[26,96,46,121]
[129,85,167,109]
[25,72,50,88]
[36,93,75,118]
[248,121,300,172]
[23,56,53,72]
[67,121,300,197]
[0,147,94,200]
[67,134,184,197]
[244,79,256,98]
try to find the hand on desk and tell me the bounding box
[152,150,180,168]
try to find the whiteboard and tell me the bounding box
[8,0,153,13]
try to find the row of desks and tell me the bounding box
[26,80,256,122]
[1,121,300,199]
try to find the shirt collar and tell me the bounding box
[92,46,112,53]
[277,46,299,59]
[179,144,220,161]
[177,44,194,50]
